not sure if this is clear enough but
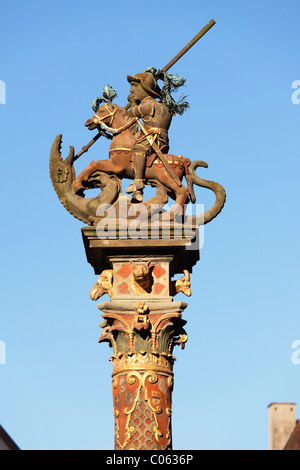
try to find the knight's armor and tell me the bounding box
[126,72,173,202]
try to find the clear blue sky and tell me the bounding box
[1,0,300,450]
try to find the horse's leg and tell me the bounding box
[146,167,189,220]
[146,182,169,208]
[74,159,126,193]
[168,186,190,220]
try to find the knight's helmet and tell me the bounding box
[127,72,161,99]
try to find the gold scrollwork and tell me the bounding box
[143,372,163,415]
[112,377,118,389]
[114,372,142,450]
[124,372,142,415]
[114,409,120,449]
[167,376,173,390]
[153,425,163,442]
[113,370,172,450]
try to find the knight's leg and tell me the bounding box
[127,154,146,202]
[133,151,146,188]
[130,141,168,201]
[126,144,147,202]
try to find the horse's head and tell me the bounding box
[85,102,116,130]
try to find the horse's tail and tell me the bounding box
[188,160,226,225]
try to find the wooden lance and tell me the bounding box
[74,19,216,162]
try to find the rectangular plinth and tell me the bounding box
[82,226,200,275]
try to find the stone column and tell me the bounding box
[82,226,199,450]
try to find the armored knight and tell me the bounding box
[125,72,173,203]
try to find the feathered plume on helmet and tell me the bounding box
[144,67,190,115]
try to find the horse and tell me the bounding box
[73,102,193,217]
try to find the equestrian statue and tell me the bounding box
[49,21,226,226]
